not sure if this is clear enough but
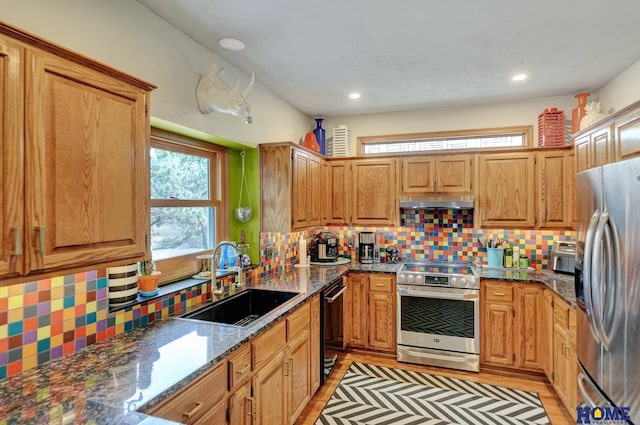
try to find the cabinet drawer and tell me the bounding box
[569,308,577,336]
[287,302,310,341]
[193,397,226,425]
[228,343,251,391]
[554,298,571,330]
[149,362,226,424]
[369,274,394,293]
[483,281,513,303]
[252,320,286,370]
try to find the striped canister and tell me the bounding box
[107,263,139,308]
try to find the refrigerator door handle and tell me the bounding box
[578,373,598,407]
[583,210,602,343]
[599,216,622,349]
[591,211,610,348]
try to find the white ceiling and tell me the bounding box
[137,0,640,117]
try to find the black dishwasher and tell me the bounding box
[320,277,347,385]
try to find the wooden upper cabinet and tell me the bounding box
[24,48,150,273]
[350,158,397,226]
[538,149,572,228]
[477,152,535,228]
[0,35,24,278]
[260,143,325,233]
[592,124,615,167]
[400,154,472,195]
[400,156,435,193]
[0,25,154,281]
[326,160,350,225]
[574,135,591,173]
[615,106,640,161]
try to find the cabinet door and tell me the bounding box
[436,155,472,194]
[515,285,543,370]
[253,350,287,425]
[310,295,320,394]
[260,145,292,233]
[482,303,514,366]
[288,330,311,424]
[538,150,571,228]
[347,274,368,347]
[553,326,572,413]
[615,106,640,161]
[307,155,322,226]
[326,161,350,225]
[592,124,614,167]
[569,152,577,227]
[368,292,395,351]
[477,152,535,228]
[541,290,554,381]
[292,150,309,230]
[320,161,329,225]
[0,35,23,277]
[574,136,591,173]
[400,156,435,194]
[24,49,149,273]
[228,381,252,425]
[351,159,397,226]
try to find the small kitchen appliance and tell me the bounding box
[310,232,339,263]
[549,240,576,274]
[358,232,379,263]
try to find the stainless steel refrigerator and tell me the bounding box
[575,156,640,424]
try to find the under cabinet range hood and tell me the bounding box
[399,195,475,210]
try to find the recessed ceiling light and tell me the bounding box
[349,92,361,99]
[512,73,528,82]
[219,37,246,51]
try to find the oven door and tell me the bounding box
[320,278,346,384]
[396,284,479,354]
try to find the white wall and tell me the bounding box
[594,59,640,114]
[322,96,577,151]
[0,0,311,147]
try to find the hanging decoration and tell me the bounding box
[235,151,253,222]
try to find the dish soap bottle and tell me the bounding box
[513,246,520,269]
[504,244,513,268]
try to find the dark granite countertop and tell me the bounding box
[0,260,570,424]
[477,267,576,307]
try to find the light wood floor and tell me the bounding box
[295,352,575,425]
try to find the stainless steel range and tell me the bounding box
[396,262,480,372]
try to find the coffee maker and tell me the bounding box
[359,232,380,264]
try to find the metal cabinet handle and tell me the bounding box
[35,226,46,253]
[289,358,293,372]
[492,291,505,296]
[375,283,385,287]
[10,227,22,256]
[284,361,290,376]
[182,402,203,419]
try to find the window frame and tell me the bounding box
[150,129,229,284]
[357,126,534,155]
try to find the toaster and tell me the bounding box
[550,240,576,274]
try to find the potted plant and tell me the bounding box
[138,258,161,294]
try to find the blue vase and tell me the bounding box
[313,118,326,155]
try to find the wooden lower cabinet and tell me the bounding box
[228,381,252,425]
[346,273,396,353]
[151,297,319,425]
[552,296,578,421]
[541,289,554,380]
[481,280,543,370]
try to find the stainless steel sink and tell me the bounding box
[179,288,299,327]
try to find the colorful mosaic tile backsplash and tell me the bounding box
[0,272,237,380]
[2,207,574,382]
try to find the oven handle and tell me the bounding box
[397,287,478,300]
[326,286,347,303]
[403,349,478,363]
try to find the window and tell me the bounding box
[358,126,533,155]
[150,130,228,282]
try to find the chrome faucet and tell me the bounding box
[212,241,244,289]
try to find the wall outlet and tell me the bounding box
[347,237,354,249]
[266,246,274,260]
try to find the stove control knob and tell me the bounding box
[407,274,416,284]
[450,277,458,287]
[459,277,467,287]
[397,273,405,283]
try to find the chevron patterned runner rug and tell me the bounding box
[315,362,550,425]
